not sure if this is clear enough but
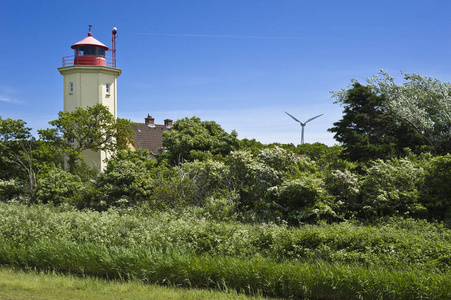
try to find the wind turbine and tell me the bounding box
[285,112,323,144]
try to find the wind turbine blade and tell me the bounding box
[285,111,301,123]
[305,114,323,124]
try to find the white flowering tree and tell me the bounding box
[366,71,451,154]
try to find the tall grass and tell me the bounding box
[1,203,451,298]
[1,203,450,268]
[1,240,450,299]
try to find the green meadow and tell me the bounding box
[1,203,450,299]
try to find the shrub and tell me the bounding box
[420,154,451,222]
[256,146,297,172]
[266,177,335,223]
[359,158,426,218]
[148,165,200,209]
[91,150,156,208]
[181,159,232,201]
[35,168,83,205]
[203,192,238,222]
[325,169,361,219]
[0,178,25,202]
[95,159,153,208]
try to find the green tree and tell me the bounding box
[329,82,427,163]
[0,117,32,179]
[39,104,135,169]
[359,158,426,219]
[366,71,451,154]
[420,154,451,222]
[35,168,84,205]
[0,117,46,200]
[240,138,266,156]
[162,116,240,164]
[95,149,154,208]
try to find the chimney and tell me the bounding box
[164,119,173,128]
[144,114,155,125]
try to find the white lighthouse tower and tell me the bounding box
[58,26,121,171]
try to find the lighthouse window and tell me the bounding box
[77,46,105,57]
[106,83,110,95]
[69,82,74,94]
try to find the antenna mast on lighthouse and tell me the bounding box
[112,27,117,68]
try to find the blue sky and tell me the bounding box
[2,0,451,145]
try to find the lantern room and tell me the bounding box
[62,26,117,68]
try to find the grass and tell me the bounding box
[2,240,451,299]
[0,267,268,300]
[2,203,451,298]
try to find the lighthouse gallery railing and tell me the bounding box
[62,55,117,68]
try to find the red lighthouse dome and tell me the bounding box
[61,26,117,68]
[71,27,109,66]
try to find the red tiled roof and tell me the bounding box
[131,123,170,154]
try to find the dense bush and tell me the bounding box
[95,156,153,208]
[14,144,448,224]
[0,178,24,202]
[359,158,426,218]
[35,168,84,205]
[324,169,360,219]
[161,117,240,164]
[420,154,451,222]
[2,113,451,224]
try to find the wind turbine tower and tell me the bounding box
[285,112,323,144]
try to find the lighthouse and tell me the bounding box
[58,26,121,171]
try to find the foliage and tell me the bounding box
[2,203,451,267]
[324,169,360,219]
[203,193,239,222]
[0,117,47,200]
[147,164,202,210]
[94,149,154,208]
[420,154,451,222]
[239,138,266,155]
[329,82,428,162]
[0,117,32,142]
[179,159,234,204]
[35,168,84,205]
[0,117,32,181]
[0,179,24,202]
[267,177,335,223]
[39,105,135,167]
[1,105,451,226]
[116,117,136,150]
[2,204,451,299]
[359,158,426,218]
[3,240,451,299]
[366,71,451,154]
[162,116,240,164]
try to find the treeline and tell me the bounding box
[1,71,451,225]
[1,118,451,225]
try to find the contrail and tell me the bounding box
[0,95,21,103]
[134,33,298,40]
